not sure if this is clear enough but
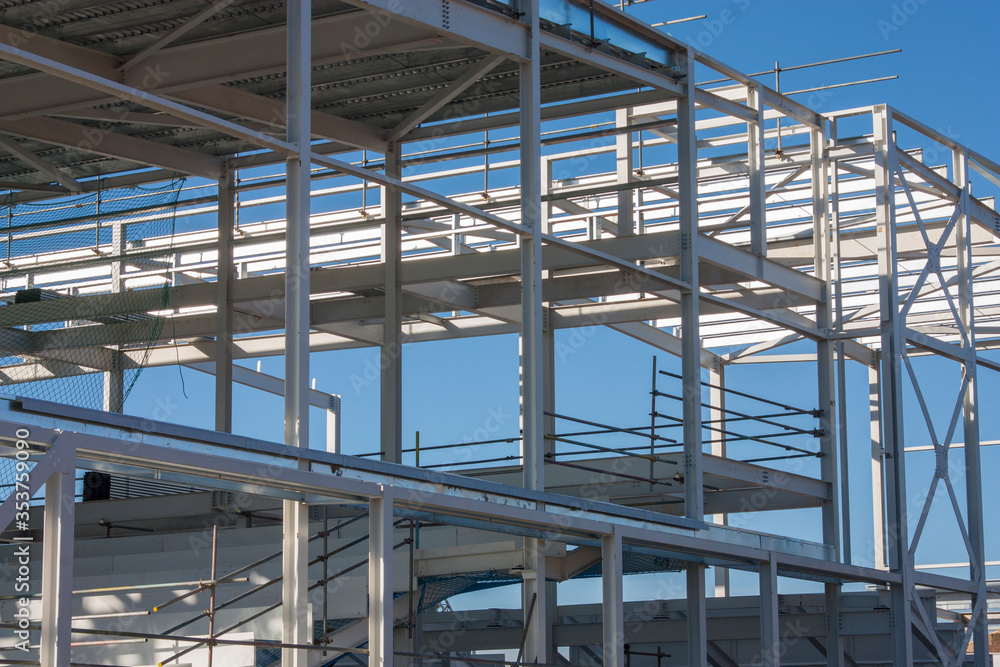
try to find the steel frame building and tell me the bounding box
[0,1,997,665]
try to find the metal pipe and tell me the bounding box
[649,355,658,487]
[546,410,678,443]
[207,525,218,667]
[658,369,817,414]
[546,434,677,465]
[653,389,820,436]
[652,411,820,456]
[546,458,673,487]
[651,15,706,27]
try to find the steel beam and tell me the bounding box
[171,85,388,153]
[0,134,81,192]
[389,55,505,142]
[341,0,529,61]
[0,116,223,179]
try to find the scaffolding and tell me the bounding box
[0,1,997,666]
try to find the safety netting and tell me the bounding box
[0,179,184,494]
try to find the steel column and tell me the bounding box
[615,108,634,237]
[709,365,730,597]
[686,564,707,664]
[40,455,74,667]
[215,164,235,433]
[678,47,706,666]
[677,48,703,522]
[747,83,767,256]
[873,106,913,664]
[824,583,844,667]
[519,3,549,660]
[381,145,403,463]
[369,490,394,667]
[954,148,988,667]
[759,553,779,667]
[602,532,624,667]
[519,0,544,494]
[869,361,888,571]
[282,1,312,665]
[102,215,125,413]
[326,394,342,454]
[812,125,841,558]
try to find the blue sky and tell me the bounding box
[121,0,1000,598]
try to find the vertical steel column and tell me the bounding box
[759,553,779,667]
[519,0,544,494]
[678,47,706,666]
[708,365,729,597]
[869,361,888,570]
[831,155,853,565]
[812,125,841,559]
[824,583,844,667]
[543,319,556,458]
[103,214,126,412]
[40,455,74,667]
[602,532,624,667]
[216,164,235,433]
[873,106,913,664]
[326,394,341,454]
[954,149,988,667]
[518,2,548,661]
[369,489,394,667]
[282,2,311,665]
[747,83,767,257]
[615,108,633,237]
[381,145,403,464]
[677,49,703,523]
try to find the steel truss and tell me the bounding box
[0,1,997,665]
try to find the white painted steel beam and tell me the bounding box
[389,55,505,142]
[0,116,223,179]
[0,134,81,192]
[340,0,530,62]
[171,85,388,153]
